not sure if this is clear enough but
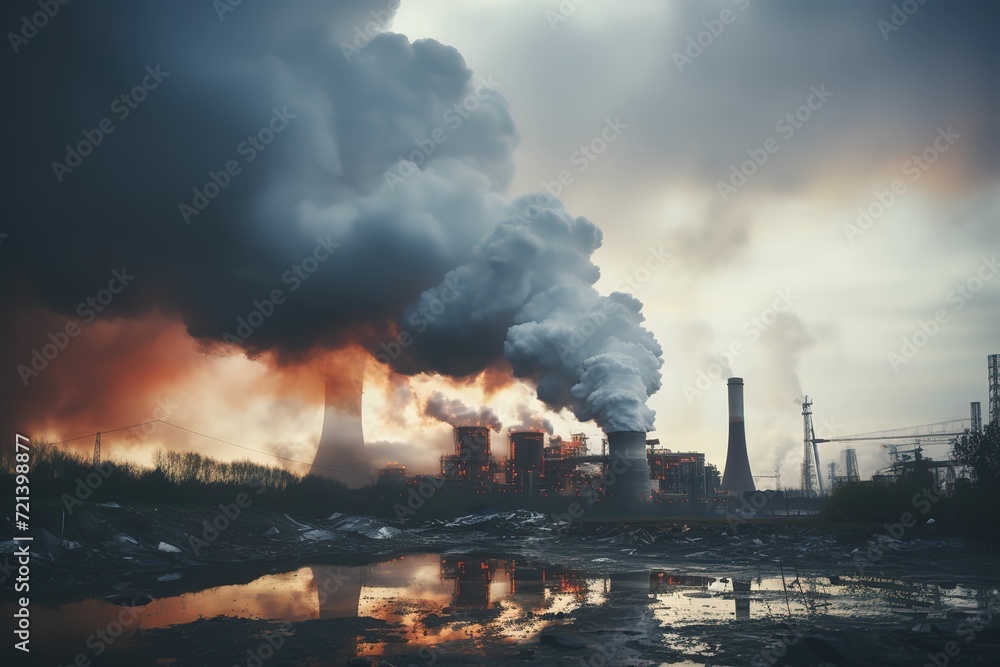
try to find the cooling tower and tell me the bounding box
[721,377,755,494]
[605,430,652,504]
[309,365,370,488]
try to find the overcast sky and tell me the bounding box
[3,0,997,487]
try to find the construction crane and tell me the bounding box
[811,419,968,484]
[812,419,969,446]
[752,463,781,489]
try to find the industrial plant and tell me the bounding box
[357,354,1000,519]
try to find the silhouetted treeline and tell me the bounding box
[0,443,368,525]
[822,476,1000,537]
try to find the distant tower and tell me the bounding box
[801,396,819,497]
[989,354,1000,426]
[309,361,370,488]
[721,378,755,494]
[93,431,101,468]
[971,402,982,432]
[845,448,860,483]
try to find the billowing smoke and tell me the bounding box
[395,198,663,432]
[424,392,502,432]
[2,1,662,439]
[2,1,516,362]
[510,405,554,435]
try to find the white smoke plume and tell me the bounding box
[400,198,663,433]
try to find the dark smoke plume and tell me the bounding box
[424,392,502,432]
[510,405,555,435]
[2,1,662,437]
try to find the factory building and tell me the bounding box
[509,431,545,492]
[439,425,495,489]
[424,425,722,512]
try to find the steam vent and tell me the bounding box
[605,430,653,504]
[721,377,756,494]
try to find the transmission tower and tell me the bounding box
[989,354,999,426]
[93,431,101,467]
[801,396,818,497]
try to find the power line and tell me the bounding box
[159,420,369,478]
[47,420,164,446]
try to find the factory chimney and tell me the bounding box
[604,431,652,506]
[721,377,755,494]
[309,362,370,488]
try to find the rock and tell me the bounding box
[540,628,585,649]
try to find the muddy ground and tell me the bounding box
[4,506,1000,666]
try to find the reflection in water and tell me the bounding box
[5,554,997,663]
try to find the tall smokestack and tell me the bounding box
[310,364,370,488]
[721,377,755,494]
[604,431,652,505]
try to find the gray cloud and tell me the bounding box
[424,392,502,432]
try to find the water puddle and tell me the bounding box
[7,553,997,664]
